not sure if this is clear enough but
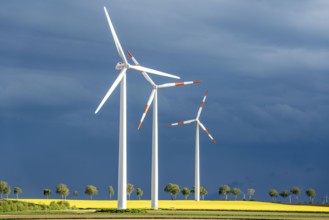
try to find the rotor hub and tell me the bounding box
[115,62,127,70]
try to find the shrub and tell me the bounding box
[49,201,70,210]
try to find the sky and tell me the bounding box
[1,0,329,202]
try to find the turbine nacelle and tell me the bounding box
[115,62,128,70]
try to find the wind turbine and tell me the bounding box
[167,91,216,201]
[126,50,200,209]
[95,6,180,209]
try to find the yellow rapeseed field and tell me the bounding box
[18,199,329,212]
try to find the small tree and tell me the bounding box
[200,186,208,200]
[56,184,69,200]
[181,187,190,200]
[3,185,11,199]
[290,186,301,202]
[136,188,143,200]
[85,185,98,199]
[127,184,135,200]
[191,186,208,200]
[164,183,180,200]
[108,185,115,200]
[164,183,174,199]
[219,185,231,200]
[247,188,255,200]
[73,190,79,197]
[14,187,23,199]
[305,188,316,204]
[231,187,241,200]
[0,181,9,199]
[279,190,290,203]
[171,184,180,200]
[44,189,51,199]
[269,189,278,201]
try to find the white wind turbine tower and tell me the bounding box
[167,91,216,201]
[95,6,180,209]
[127,50,201,209]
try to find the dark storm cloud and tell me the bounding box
[1,0,328,201]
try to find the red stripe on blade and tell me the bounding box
[127,50,133,58]
[193,80,201,84]
[175,82,184,86]
[144,105,149,113]
[137,121,142,130]
[178,122,184,125]
[200,102,205,108]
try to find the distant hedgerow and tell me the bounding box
[97,208,147,213]
[0,200,46,212]
[0,200,71,212]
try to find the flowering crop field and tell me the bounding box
[18,199,329,212]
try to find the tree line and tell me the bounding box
[44,183,144,200]
[164,184,320,203]
[164,183,208,200]
[1,180,325,203]
[218,184,317,204]
[268,187,316,204]
[0,180,141,201]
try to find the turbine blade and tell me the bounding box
[166,119,196,126]
[157,80,201,89]
[198,121,217,144]
[130,65,180,79]
[95,69,126,114]
[104,6,128,64]
[138,89,156,130]
[127,50,156,86]
[196,91,208,119]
